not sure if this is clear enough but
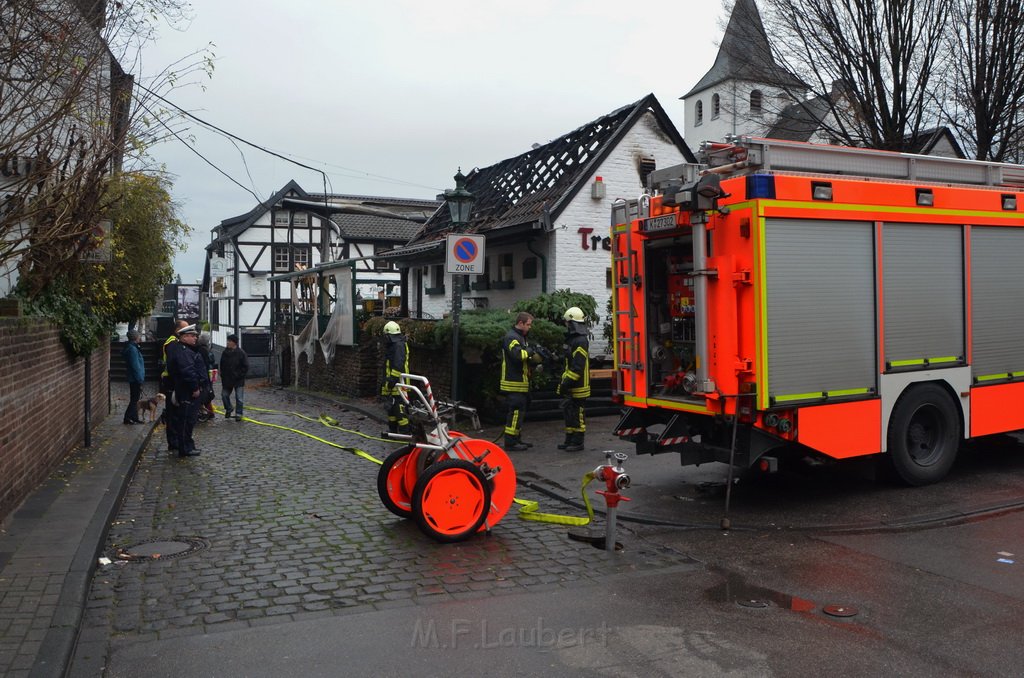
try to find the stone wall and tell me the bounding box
[0,318,109,522]
[279,327,453,402]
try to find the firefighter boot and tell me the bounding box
[504,435,530,452]
[564,432,584,452]
[557,433,572,450]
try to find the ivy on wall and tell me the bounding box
[17,283,110,357]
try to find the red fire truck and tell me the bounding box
[611,137,1024,485]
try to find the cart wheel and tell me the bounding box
[449,437,517,529]
[377,446,419,518]
[412,459,491,542]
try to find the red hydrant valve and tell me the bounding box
[596,489,631,508]
[594,451,630,552]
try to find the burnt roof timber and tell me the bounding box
[405,93,692,248]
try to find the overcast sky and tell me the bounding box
[140,0,727,284]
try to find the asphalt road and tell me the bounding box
[70,386,1024,677]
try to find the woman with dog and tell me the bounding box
[121,331,145,425]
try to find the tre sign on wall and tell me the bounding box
[445,234,486,275]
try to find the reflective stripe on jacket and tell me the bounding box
[500,327,530,393]
[381,336,409,396]
[160,334,178,377]
[561,333,590,398]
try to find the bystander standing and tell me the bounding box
[219,334,249,422]
[121,330,144,425]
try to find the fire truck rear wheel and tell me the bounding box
[886,383,960,486]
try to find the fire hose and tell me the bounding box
[218,404,600,528]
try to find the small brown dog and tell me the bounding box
[138,393,166,422]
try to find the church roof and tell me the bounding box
[765,96,832,141]
[682,0,805,99]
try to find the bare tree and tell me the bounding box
[754,0,952,150]
[0,0,209,298]
[942,0,1024,161]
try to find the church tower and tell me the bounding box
[681,0,806,147]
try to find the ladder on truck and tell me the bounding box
[700,136,1024,188]
[610,199,643,397]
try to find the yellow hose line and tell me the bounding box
[514,472,596,526]
[244,405,396,443]
[222,404,596,525]
[214,406,384,464]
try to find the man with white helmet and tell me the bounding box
[557,307,590,452]
[380,320,410,434]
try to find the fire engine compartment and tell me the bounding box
[642,234,703,403]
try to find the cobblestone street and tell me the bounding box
[79,386,689,655]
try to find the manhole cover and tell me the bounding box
[823,604,858,618]
[112,537,207,562]
[738,598,770,609]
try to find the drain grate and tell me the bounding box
[112,537,208,562]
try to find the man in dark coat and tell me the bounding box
[219,334,249,421]
[167,324,207,457]
[195,333,216,420]
[121,331,145,424]
[161,319,189,450]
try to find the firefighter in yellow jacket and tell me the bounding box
[380,321,410,434]
[558,307,590,452]
[500,312,539,451]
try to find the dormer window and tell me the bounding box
[712,93,721,119]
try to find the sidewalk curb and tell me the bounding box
[28,423,154,678]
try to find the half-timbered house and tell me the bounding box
[204,181,437,371]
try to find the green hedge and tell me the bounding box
[363,290,598,418]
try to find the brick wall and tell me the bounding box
[279,326,453,402]
[0,318,110,522]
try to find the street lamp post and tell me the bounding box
[443,169,475,402]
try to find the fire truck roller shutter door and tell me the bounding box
[882,223,965,370]
[970,226,1024,381]
[763,218,877,403]
[968,226,1024,438]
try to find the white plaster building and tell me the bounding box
[382,94,694,359]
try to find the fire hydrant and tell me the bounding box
[594,451,630,552]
